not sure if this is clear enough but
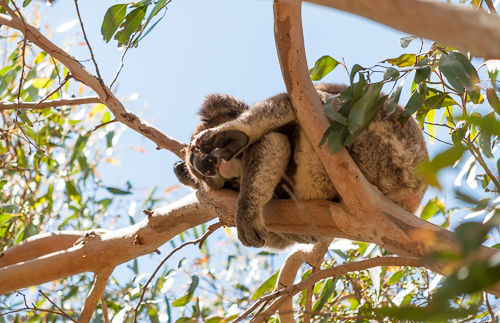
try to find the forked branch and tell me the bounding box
[0,4,185,157]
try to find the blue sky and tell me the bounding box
[46,0,429,198]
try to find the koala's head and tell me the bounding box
[173,94,248,190]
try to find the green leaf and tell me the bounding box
[434,261,500,302]
[23,0,33,7]
[383,54,417,67]
[424,90,457,110]
[451,128,466,147]
[399,36,417,48]
[414,58,431,83]
[312,278,336,312]
[114,7,147,45]
[454,222,490,255]
[101,4,128,42]
[172,275,199,307]
[420,197,444,220]
[419,146,466,188]
[106,187,132,195]
[464,112,500,136]
[386,83,402,114]
[350,64,365,83]
[486,87,500,115]
[399,91,424,123]
[65,180,81,204]
[439,52,480,103]
[347,82,383,134]
[383,67,399,81]
[309,56,338,81]
[386,269,405,285]
[478,131,493,159]
[492,243,500,250]
[251,271,279,300]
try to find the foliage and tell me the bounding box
[0,0,499,322]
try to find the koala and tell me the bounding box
[174,84,428,249]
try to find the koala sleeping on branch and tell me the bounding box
[174,84,428,249]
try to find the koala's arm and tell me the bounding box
[236,132,291,248]
[193,93,296,160]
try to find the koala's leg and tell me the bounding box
[236,132,291,248]
[193,93,296,161]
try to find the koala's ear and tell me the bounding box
[199,94,249,126]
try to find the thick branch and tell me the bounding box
[0,12,185,158]
[0,230,94,268]
[1,191,499,296]
[0,97,100,110]
[305,0,500,59]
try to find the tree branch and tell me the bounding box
[79,267,113,323]
[272,0,500,295]
[0,11,186,158]
[276,240,331,322]
[1,189,499,298]
[247,256,424,323]
[0,97,101,111]
[305,0,500,59]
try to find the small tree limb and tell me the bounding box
[276,240,331,322]
[79,267,114,323]
[0,11,186,158]
[0,97,101,111]
[248,256,423,323]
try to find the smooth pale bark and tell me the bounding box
[305,0,500,59]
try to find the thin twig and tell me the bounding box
[93,119,117,132]
[109,39,132,90]
[485,0,498,14]
[484,292,496,323]
[39,290,77,322]
[73,0,104,84]
[133,222,222,322]
[0,97,101,110]
[101,297,110,323]
[423,130,454,146]
[466,139,500,191]
[36,74,72,106]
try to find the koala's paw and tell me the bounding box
[192,128,249,161]
[236,214,267,248]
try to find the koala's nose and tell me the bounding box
[191,153,218,177]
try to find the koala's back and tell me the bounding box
[286,84,428,213]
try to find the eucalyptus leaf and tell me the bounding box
[101,4,128,42]
[172,275,199,307]
[309,56,338,81]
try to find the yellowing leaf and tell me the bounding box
[104,157,120,165]
[78,83,84,96]
[32,78,54,89]
[165,184,181,193]
[131,146,146,154]
[9,33,19,43]
[90,103,107,117]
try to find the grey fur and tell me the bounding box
[174,84,428,249]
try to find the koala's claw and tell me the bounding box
[236,217,268,248]
[193,129,249,161]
